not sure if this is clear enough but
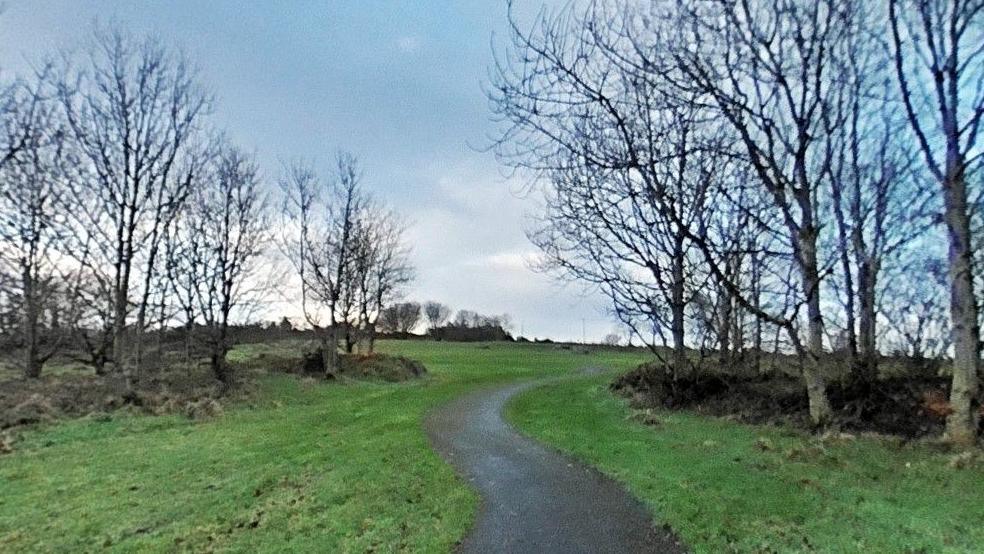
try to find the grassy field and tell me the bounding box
[3,340,982,553]
[507,371,984,553]
[0,340,646,552]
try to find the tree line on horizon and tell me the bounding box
[376,301,513,338]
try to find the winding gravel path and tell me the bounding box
[425,376,686,553]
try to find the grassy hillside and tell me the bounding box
[0,341,646,552]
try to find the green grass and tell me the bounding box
[506,372,984,553]
[5,340,978,553]
[0,340,645,552]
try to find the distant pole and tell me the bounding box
[581,319,586,344]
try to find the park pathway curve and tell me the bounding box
[425,376,686,553]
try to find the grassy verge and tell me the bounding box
[506,372,984,553]
[0,340,645,552]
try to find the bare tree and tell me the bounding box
[452,309,478,328]
[377,304,400,334]
[675,0,868,424]
[822,10,932,382]
[490,0,933,426]
[395,302,421,334]
[64,253,115,374]
[490,3,724,376]
[280,153,366,377]
[888,0,984,444]
[191,144,269,384]
[378,302,420,334]
[0,75,39,172]
[424,301,452,332]
[165,204,207,368]
[883,254,952,360]
[603,333,623,347]
[351,206,413,353]
[58,26,210,385]
[0,69,67,378]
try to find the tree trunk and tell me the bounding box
[670,235,687,376]
[112,233,134,379]
[184,317,194,371]
[23,318,42,379]
[322,326,340,378]
[345,327,355,354]
[211,352,227,383]
[717,254,739,368]
[832,179,859,367]
[751,253,763,373]
[942,170,980,445]
[155,293,167,359]
[24,332,42,379]
[112,296,128,372]
[93,358,108,376]
[365,322,377,355]
[134,287,150,371]
[22,268,42,379]
[112,276,136,398]
[717,291,732,367]
[88,331,110,376]
[359,319,376,356]
[670,298,686,376]
[800,232,834,426]
[856,258,879,381]
[730,306,744,363]
[210,324,231,385]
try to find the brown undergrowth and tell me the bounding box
[0,365,252,432]
[612,360,972,439]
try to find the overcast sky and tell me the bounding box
[0,0,616,341]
